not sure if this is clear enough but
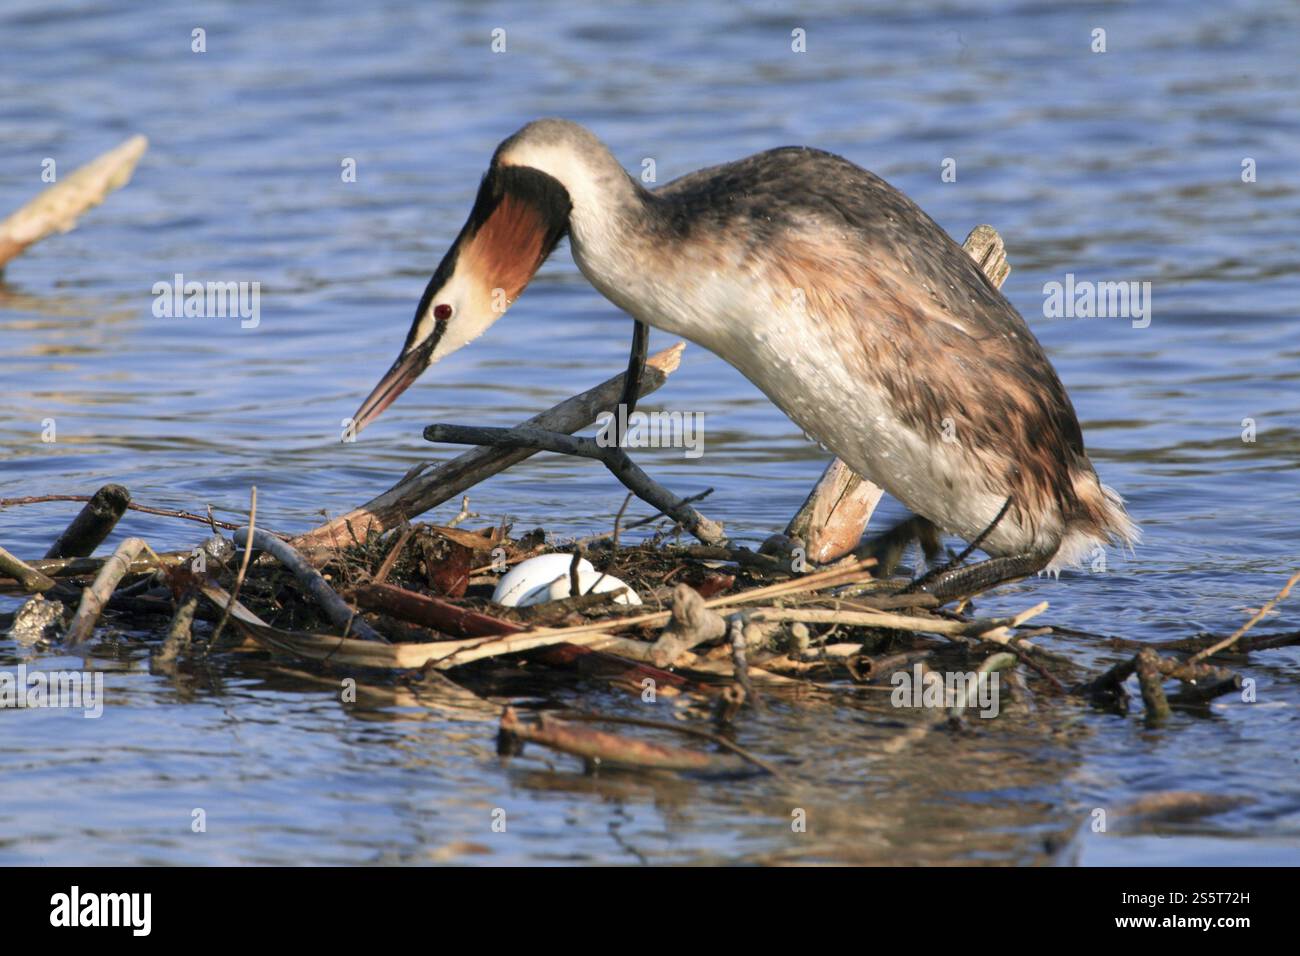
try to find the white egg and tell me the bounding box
[491,554,595,607]
[542,569,642,606]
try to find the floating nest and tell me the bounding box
[4,485,1296,779]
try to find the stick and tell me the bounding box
[43,483,131,558]
[728,613,760,707]
[648,584,728,667]
[233,526,388,643]
[65,537,150,646]
[293,342,686,555]
[746,601,1048,640]
[0,135,148,270]
[1189,569,1300,663]
[370,523,413,586]
[948,651,1017,722]
[0,545,56,592]
[783,225,1012,563]
[785,458,883,564]
[155,592,199,667]
[557,711,786,778]
[354,582,521,637]
[1135,648,1172,722]
[211,487,258,646]
[6,551,187,584]
[0,495,289,535]
[498,707,751,775]
[611,492,634,550]
[424,423,726,545]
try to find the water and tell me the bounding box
[2,0,1298,865]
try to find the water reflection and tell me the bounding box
[2,0,1298,865]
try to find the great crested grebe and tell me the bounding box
[352,119,1137,598]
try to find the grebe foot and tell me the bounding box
[903,552,1051,604]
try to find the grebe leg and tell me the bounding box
[859,515,944,577]
[907,551,1051,604]
[897,497,1028,602]
[617,320,649,429]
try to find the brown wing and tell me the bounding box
[654,147,1089,521]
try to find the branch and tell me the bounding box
[43,483,131,558]
[0,135,148,270]
[233,526,388,643]
[0,545,56,593]
[423,423,726,546]
[65,537,151,646]
[498,706,753,775]
[293,342,686,555]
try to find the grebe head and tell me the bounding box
[351,121,596,432]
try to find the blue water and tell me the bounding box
[1,0,1297,864]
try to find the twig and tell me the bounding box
[948,651,1017,722]
[0,545,57,593]
[498,707,753,775]
[611,492,634,550]
[3,550,187,587]
[424,423,726,545]
[64,537,153,646]
[0,494,280,535]
[233,525,388,643]
[728,613,759,708]
[211,487,258,646]
[371,523,413,586]
[746,601,1048,641]
[1190,569,1300,663]
[617,319,649,429]
[558,711,787,779]
[294,343,687,554]
[155,591,199,667]
[1135,648,1172,723]
[623,488,715,530]
[445,496,478,528]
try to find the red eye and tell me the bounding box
[434,304,452,321]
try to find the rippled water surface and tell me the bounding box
[2,1,1298,865]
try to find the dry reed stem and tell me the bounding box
[65,537,151,646]
[1190,569,1300,663]
[0,135,148,269]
